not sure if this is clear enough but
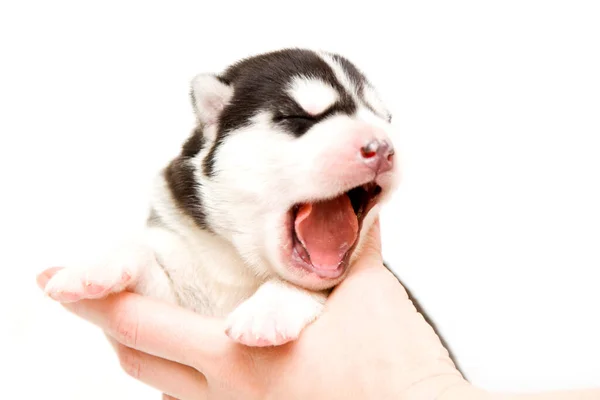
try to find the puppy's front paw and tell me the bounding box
[43,243,153,303]
[225,281,325,347]
[44,265,133,302]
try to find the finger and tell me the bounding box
[332,218,406,299]
[38,267,227,371]
[361,217,382,257]
[74,292,227,369]
[346,218,384,276]
[106,336,207,400]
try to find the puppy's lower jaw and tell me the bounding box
[225,280,325,347]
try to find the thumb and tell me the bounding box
[346,218,384,276]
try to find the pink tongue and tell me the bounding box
[294,195,359,270]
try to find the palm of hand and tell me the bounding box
[187,230,466,400]
[38,224,469,400]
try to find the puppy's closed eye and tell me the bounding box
[274,114,317,122]
[273,113,319,137]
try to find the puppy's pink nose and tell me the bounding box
[360,139,394,174]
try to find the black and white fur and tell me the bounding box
[44,49,401,347]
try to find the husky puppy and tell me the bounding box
[44,48,400,347]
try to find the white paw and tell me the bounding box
[44,242,154,303]
[225,281,325,347]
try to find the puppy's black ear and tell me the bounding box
[190,74,233,126]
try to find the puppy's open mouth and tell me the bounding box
[289,182,382,279]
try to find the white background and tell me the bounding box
[2,1,599,399]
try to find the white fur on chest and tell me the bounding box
[142,175,261,317]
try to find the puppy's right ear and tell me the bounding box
[190,74,233,126]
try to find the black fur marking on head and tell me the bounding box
[329,53,367,96]
[181,126,205,158]
[165,127,209,230]
[202,48,367,177]
[329,53,391,120]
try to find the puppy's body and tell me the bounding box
[45,49,400,346]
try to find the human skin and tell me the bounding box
[36,221,599,400]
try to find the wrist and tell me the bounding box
[399,375,491,400]
[441,383,600,400]
[439,382,493,400]
[489,388,600,400]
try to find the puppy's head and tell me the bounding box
[168,48,400,291]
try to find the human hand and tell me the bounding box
[36,222,600,400]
